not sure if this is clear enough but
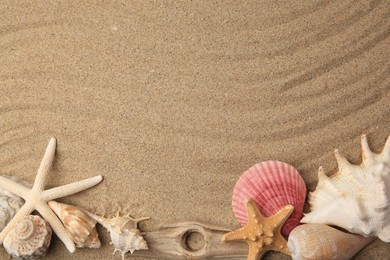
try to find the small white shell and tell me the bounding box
[48,201,101,248]
[0,176,30,232]
[87,211,150,260]
[3,215,52,259]
[301,134,390,241]
[288,224,375,260]
[111,228,148,256]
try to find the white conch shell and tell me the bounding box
[87,211,150,260]
[301,134,390,241]
[0,176,30,232]
[288,224,375,260]
[48,201,101,248]
[3,215,52,259]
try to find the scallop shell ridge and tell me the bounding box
[232,160,306,237]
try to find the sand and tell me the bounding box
[0,1,389,259]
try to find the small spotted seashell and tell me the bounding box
[3,215,52,259]
[48,201,101,248]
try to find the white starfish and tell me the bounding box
[0,137,103,253]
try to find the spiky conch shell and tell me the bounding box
[3,215,52,259]
[287,224,375,260]
[232,160,306,237]
[301,134,390,242]
[0,176,31,232]
[48,201,101,248]
[86,211,150,260]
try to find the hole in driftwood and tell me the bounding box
[182,230,205,252]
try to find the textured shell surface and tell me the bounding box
[301,134,390,242]
[87,211,150,260]
[287,224,375,260]
[48,201,101,248]
[3,214,52,259]
[0,175,30,232]
[232,160,306,237]
[111,228,148,256]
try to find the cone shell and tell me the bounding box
[3,215,52,259]
[0,176,31,232]
[301,134,390,242]
[288,224,375,260]
[87,211,150,260]
[48,201,101,248]
[232,160,306,237]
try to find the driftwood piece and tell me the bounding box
[132,222,248,259]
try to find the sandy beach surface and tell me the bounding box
[1,1,389,259]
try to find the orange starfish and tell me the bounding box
[223,199,293,260]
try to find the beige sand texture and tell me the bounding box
[1,1,389,259]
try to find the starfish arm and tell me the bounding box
[36,202,76,253]
[245,199,265,225]
[272,233,290,256]
[33,137,57,192]
[0,176,30,198]
[42,175,103,201]
[248,242,263,260]
[222,226,250,242]
[271,205,294,228]
[0,202,34,244]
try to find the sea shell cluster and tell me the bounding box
[301,134,390,242]
[3,215,52,259]
[232,160,306,237]
[0,134,388,259]
[225,134,389,260]
[47,201,150,259]
[285,134,390,260]
[0,201,150,259]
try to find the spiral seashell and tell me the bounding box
[87,211,150,260]
[287,224,375,260]
[232,160,306,237]
[3,215,52,259]
[48,201,101,248]
[111,228,148,256]
[0,175,30,232]
[301,134,390,242]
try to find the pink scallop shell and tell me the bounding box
[232,160,306,237]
